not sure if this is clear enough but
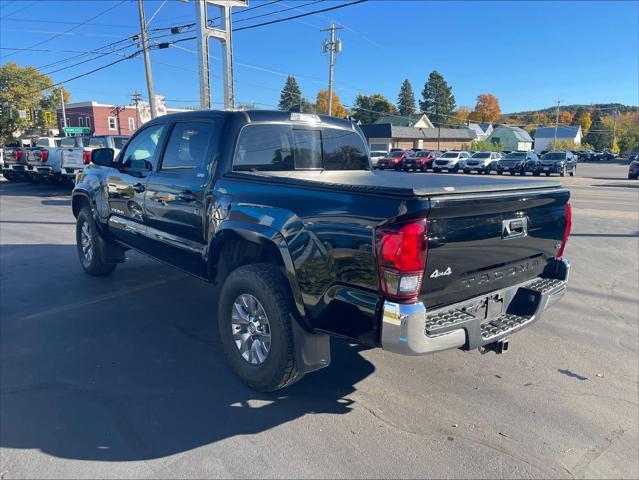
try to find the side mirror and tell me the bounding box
[91,148,114,167]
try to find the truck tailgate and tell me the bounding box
[62,148,86,169]
[421,188,570,309]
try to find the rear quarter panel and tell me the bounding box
[215,175,431,342]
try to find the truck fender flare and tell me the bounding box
[210,221,307,322]
[210,223,331,374]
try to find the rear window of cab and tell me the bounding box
[233,124,369,171]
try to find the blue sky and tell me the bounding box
[1,0,637,113]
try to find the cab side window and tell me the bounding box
[322,128,369,170]
[233,124,293,171]
[119,124,165,171]
[161,122,215,171]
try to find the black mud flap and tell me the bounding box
[291,318,331,375]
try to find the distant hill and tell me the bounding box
[504,103,638,117]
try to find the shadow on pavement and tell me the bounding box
[0,244,375,462]
[0,180,71,197]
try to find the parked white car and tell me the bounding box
[432,151,471,173]
[370,150,388,168]
[462,151,503,174]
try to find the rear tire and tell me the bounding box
[497,169,503,175]
[218,264,301,392]
[509,169,515,176]
[421,165,428,172]
[433,168,440,173]
[76,206,117,276]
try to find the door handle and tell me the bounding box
[132,183,145,193]
[178,191,196,202]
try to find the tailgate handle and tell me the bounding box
[502,217,527,239]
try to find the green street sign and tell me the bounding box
[63,127,90,134]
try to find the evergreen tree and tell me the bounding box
[278,75,302,111]
[419,70,456,127]
[397,79,416,117]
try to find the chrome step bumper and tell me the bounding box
[381,259,570,355]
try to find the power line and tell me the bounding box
[234,0,367,32]
[1,0,128,60]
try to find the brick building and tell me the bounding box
[56,101,184,136]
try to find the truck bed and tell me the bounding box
[226,170,561,197]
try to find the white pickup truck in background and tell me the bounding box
[25,137,63,183]
[61,134,129,185]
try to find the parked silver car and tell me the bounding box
[462,151,502,174]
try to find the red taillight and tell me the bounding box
[375,219,428,300]
[556,202,572,259]
[82,150,91,165]
[16,150,23,160]
[40,149,49,162]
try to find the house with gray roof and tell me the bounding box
[464,122,493,141]
[533,125,582,153]
[373,113,434,128]
[360,124,476,151]
[488,125,533,151]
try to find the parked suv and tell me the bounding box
[403,150,442,172]
[432,151,471,173]
[462,151,502,174]
[377,150,411,171]
[497,151,539,175]
[532,151,577,177]
[369,150,388,169]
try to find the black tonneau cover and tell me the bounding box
[226,170,561,198]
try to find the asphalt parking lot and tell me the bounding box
[1,162,637,479]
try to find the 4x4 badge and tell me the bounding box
[430,267,452,278]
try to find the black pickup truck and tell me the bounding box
[72,110,571,391]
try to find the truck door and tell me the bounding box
[105,123,166,250]
[143,119,220,277]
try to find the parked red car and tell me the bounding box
[376,150,411,171]
[403,150,443,171]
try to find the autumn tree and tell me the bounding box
[419,70,456,127]
[278,75,303,111]
[396,79,416,117]
[558,111,574,125]
[351,93,397,124]
[573,110,592,136]
[315,89,348,117]
[0,62,70,143]
[470,93,501,123]
[453,106,472,125]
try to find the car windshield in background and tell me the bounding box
[89,137,107,148]
[472,152,491,158]
[505,153,526,159]
[441,152,459,158]
[389,151,404,157]
[542,153,567,160]
[114,137,129,149]
[36,139,50,147]
[416,151,430,157]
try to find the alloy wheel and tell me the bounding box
[231,294,271,365]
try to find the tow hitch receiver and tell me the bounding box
[480,338,509,355]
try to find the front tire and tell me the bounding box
[76,206,117,276]
[218,264,301,392]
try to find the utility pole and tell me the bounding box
[131,91,143,127]
[435,83,441,150]
[137,0,158,119]
[611,109,618,152]
[552,99,561,150]
[321,21,343,116]
[59,86,67,136]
